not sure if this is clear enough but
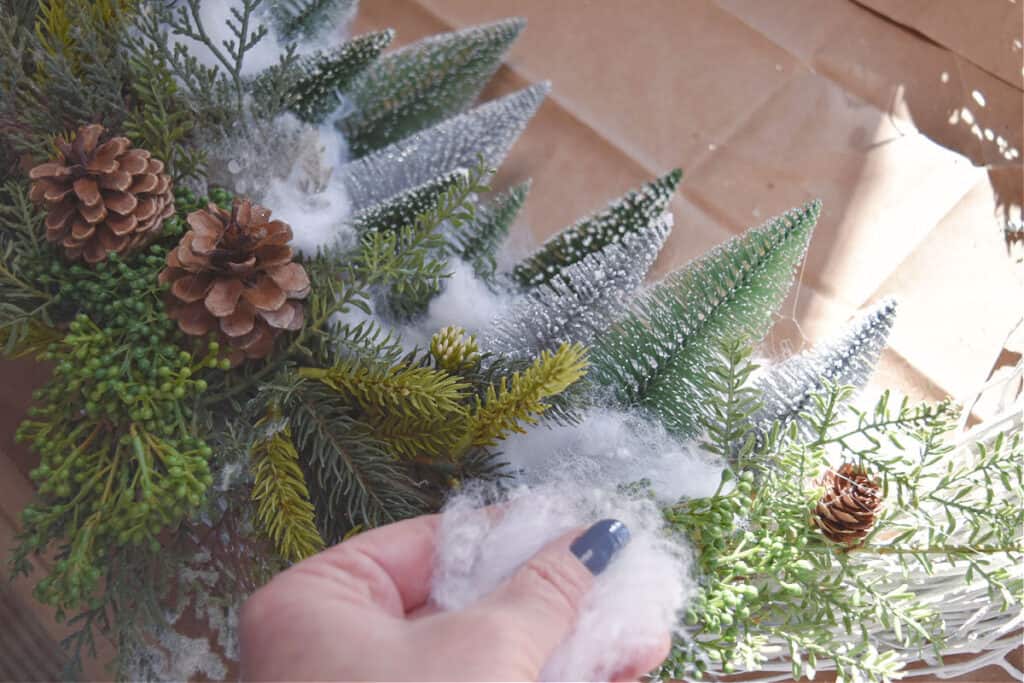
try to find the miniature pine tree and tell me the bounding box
[339,18,526,157]
[352,169,467,235]
[449,179,531,282]
[340,82,549,211]
[271,0,359,42]
[287,30,394,124]
[511,169,682,289]
[589,200,820,437]
[753,298,898,439]
[487,214,672,357]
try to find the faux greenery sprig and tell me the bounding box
[661,341,1023,683]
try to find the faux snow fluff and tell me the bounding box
[432,484,693,682]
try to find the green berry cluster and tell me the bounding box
[10,238,231,614]
[16,417,216,613]
[162,186,233,237]
[662,467,818,678]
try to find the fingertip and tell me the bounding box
[609,633,672,682]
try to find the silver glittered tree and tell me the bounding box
[351,169,467,235]
[511,169,681,289]
[339,82,549,211]
[487,213,672,357]
[752,298,898,439]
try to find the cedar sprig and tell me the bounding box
[661,341,1023,683]
[167,0,268,113]
[0,0,134,174]
[271,0,357,42]
[126,2,236,130]
[122,26,207,183]
[0,180,55,352]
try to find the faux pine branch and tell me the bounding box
[298,361,470,427]
[340,82,549,210]
[284,379,432,540]
[466,342,588,448]
[251,423,325,563]
[450,179,531,282]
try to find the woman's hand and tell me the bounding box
[239,515,669,681]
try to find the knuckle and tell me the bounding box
[470,609,521,645]
[517,554,590,617]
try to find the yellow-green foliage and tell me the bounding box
[299,343,588,460]
[430,325,480,373]
[35,0,133,75]
[251,425,325,563]
[299,361,469,421]
[299,360,470,460]
[467,343,588,448]
[1,320,63,359]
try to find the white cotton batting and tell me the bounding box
[431,483,694,682]
[498,406,725,503]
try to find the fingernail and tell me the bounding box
[570,519,630,575]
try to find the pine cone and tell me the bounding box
[813,463,883,546]
[28,124,174,263]
[159,199,310,362]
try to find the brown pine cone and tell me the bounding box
[28,123,174,264]
[813,463,883,547]
[159,198,310,363]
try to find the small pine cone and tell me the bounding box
[28,124,174,264]
[813,463,883,546]
[159,198,310,363]
[430,326,480,372]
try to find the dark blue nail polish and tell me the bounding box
[570,519,630,575]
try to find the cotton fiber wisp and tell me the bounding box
[431,483,694,682]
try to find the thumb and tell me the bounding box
[475,519,631,676]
